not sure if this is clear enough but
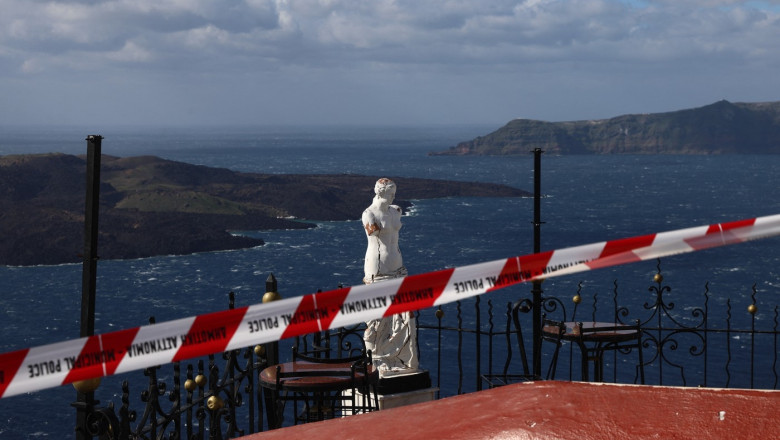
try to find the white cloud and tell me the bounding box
[106,40,154,62]
[0,0,779,125]
[20,57,44,74]
[2,0,778,69]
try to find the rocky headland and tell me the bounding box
[0,153,529,266]
[432,100,780,155]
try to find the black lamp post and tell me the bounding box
[74,135,103,440]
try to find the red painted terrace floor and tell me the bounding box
[241,381,780,440]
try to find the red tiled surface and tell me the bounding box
[241,381,780,440]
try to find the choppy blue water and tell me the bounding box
[1,125,779,438]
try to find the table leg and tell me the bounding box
[262,386,282,429]
[594,350,603,382]
[576,341,589,382]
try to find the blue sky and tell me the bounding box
[1,0,779,127]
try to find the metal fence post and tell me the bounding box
[262,273,281,366]
[261,273,281,429]
[531,148,544,378]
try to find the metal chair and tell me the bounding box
[481,299,546,387]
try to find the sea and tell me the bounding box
[1,125,779,438]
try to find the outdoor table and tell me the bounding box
[542,321,644,383]
[259,360,377,428]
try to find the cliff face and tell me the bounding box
[432,100,780,155]
[0,154,529,266]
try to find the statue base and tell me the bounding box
[376,369,431,395]
[343,370,435,412]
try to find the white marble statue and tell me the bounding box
[362,178,420,377]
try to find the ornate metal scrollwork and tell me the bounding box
[79,293,269,440]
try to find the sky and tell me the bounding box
[1,0,779,127]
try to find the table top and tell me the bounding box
[259,361,376,391]
[543,321,640,342]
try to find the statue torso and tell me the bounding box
[363,204,403,281]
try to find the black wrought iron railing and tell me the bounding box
[78,259,780,438]
[416,259,780,392]
[76,292,271,440]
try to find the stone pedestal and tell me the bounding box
[374,386,438,410]
[376,369,431,395]
[344,388,438,412]
[345,386,438,412]
[343,370,435,413]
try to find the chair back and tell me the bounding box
[511,299,534,377]
[481,299,541,387]
[294,325,367,360]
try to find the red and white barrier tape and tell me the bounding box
[2,214,780,399]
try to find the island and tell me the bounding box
[0,153,530,266]
[431,100,780,155]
